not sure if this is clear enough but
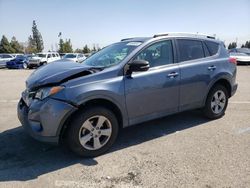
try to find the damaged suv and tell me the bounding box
[18,33,237,157]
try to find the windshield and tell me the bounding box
[37,54,46,58]
[84,41,142,67]
[16,55,26,60]
[64,54,77,58]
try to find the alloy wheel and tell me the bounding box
[211,90,226,114]
[78,115,112,150]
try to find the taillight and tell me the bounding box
[229,57,237,65]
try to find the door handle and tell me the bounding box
[208,65,216,71]
[167,72,179,78]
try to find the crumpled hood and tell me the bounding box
[26,60,96,90]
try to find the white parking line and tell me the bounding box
[229,101,250,104]
[0,99,19,103]
[238,127,250,134]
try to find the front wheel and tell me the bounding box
[40,61,47,66]
[66,107,119,157]
[203,85,229,119]
[22,63,28,69]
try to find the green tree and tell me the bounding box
[244,41,250,48]
[231,42,237,49]
[228,42,237,49]
[10,37,24,53]
[92,46,96,52]
[83,44,91,53]
[64,39,73,53]
[58,39,73,53]
[32,20,44,52]
[25,35,37,53]
[58,39,65,53]
[74,48,83,53]
[0,35,15,53]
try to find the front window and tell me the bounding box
[135,40,173,68]
[84,41,142,67]
[37,54,46,58]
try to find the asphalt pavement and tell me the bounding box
[0,67,249,188]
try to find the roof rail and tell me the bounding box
[121,38,135,41]
[153,32,216,39]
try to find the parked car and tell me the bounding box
[18,33,237,157]
[28,52,60,68]
[229,51,250,65]
[228,48,250,55]
[0,54,15,68]
[6,55,29,69]
[11,53,24,58]
[59,53,66,58]
[63,53,86,62]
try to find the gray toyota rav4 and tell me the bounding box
[18,33,238,157]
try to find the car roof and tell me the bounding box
[121,33,221,44]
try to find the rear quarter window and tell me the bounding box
[204,41,219,56]
[177,39,205,62]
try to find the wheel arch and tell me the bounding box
[58,98,125,142]
[203,77,232,106]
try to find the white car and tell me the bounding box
[11,53,24,58]
[0,54,15,68]
[63,53,86,63]
[28,52,61,68]
[230,52,250,65]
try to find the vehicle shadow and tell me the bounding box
[0,110,210,182]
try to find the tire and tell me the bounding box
[40,62,47,66]
[22,63,28,69]
[203,84,229,119]
[66,106,119,157]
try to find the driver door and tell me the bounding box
[124,40,180,125]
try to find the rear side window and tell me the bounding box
[177,39,205,62]
[204,41,219,56]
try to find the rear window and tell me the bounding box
[204,41,219,56]
[177,39,205,62]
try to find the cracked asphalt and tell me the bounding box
[0,66,249,188]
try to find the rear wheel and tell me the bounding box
[203,85,229,119]
[66,107,119,157]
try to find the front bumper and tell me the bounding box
[6,64,22,69]
[28,61,40,66]
[17,97,77,144]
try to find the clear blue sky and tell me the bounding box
[0,0,249,51]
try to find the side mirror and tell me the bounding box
[128,60,150,74]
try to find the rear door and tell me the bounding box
[125,40,180,125]
[176,39,219,111]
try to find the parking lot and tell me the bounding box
[0,67,249,187]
